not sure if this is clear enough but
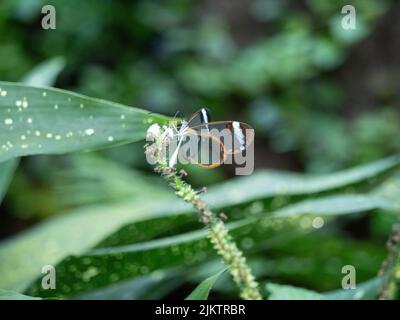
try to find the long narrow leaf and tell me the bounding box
[186,268,226,300]
[0,289,41,300]
[1,155,400,292]
[25,193,400,298]
[0,82,169,162]
[0,58,66,201]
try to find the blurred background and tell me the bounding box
[0,0,400,298]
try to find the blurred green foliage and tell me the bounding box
[1,0,400,300]
[1,0,398,174]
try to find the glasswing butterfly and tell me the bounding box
[168,108,254,168]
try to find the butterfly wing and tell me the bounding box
[178,128,226,168]
[168,110,254,168]
[168,108,212,168]
[187,108,212,127]
[189,121,254,155]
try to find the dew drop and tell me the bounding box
[82,267,99,281]
[107,136,114,142]
[312,217,324,229]
[4,118,13,125]
[84,128,95,136]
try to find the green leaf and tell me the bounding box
[21,57,66,87]
[24,192,399,298]
[185,268,226,300]
[95,194,400,250]
[267,283,325,300]
[0,158,18,202]
[273,194,400,217]
[324,277,383,300]
[0,81,169,162]
[1,155,400,293]
[266,277,383,300]
[48,154,171,208]
[77,269,182,300]
[256,233,386,292]
[0,198,173,292]
[0,58,66,202]
[0,288,41,300]
[205,154,400,208]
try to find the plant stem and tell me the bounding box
[379,217,400,299]
[145,125,262,300]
